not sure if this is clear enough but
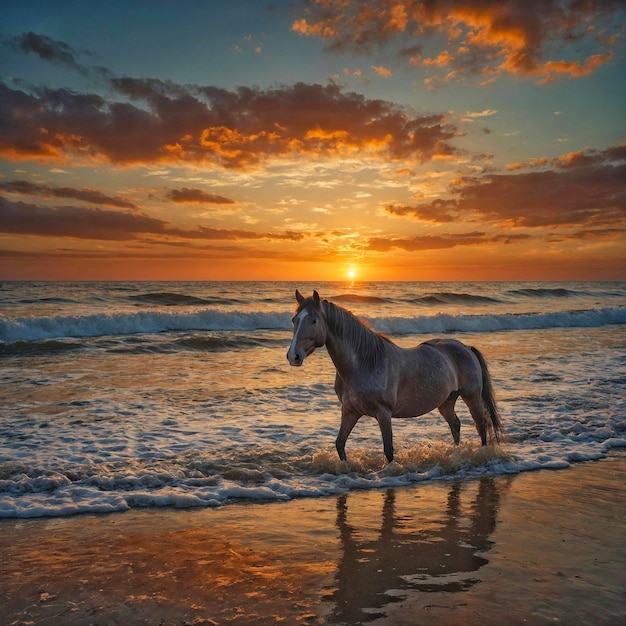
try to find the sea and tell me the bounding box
[1,281,625,519]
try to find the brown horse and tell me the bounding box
[287,290,502,463]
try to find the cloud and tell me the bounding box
[367,231,530,252]
[371,65,392,77]
[0,79,458,168]
[385,144,626,228]
[0,196,303,242]
[0,180,138,209]
[166,187,235,204]
[292,0,622,83]
[386,199,459,222]
[0,197,165,240]
[4,32,89,74]
[463,109,498,120]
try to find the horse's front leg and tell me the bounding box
[336,406,360,462]
[376,410,394,464]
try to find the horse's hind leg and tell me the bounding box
[462,392,488,445]
[438,391,461,445]
[375,410,394,464]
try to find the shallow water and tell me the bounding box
[2,457,624,625]
[1,281,625,518]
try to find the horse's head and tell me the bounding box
[287,289,327,366]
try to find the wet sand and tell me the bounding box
[1,453,625,626]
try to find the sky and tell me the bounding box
[1,0,625,282]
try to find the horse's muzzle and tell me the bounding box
[287,351,304,366]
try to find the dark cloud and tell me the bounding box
[0,79,458,168]
[5,32,89,74]
[0,180,137,209]
[165,226,303,241]
[566,227,625,241]
[292,0,622,83]
[0,197,165,240]
[386,199,459,222]
[166,187,235,204]
[0,196,304,242]
[385,144,626,228]
[367,231,530,252]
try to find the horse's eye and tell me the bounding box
[312,319,317,325]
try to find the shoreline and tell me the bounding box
[2,454,625,625]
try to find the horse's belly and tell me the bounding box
[345,387,449,419]
[392,396,441,418]
[391,350,458,417]
[392,378,453,418]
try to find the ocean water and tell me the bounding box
[1,281,625,518]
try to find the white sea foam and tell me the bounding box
[0,309,293,343]
[1,306,624,345]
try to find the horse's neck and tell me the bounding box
[325,329,357,376]
[323,302,382,376]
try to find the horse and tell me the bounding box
[287,289,502,463]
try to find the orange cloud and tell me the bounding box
[0,80,459,168]
[385,144,626,227]
[371,64,392,77]
[293,0,622,83]
[422,50,455,67]
[517,51,614,84]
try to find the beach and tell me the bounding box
[2,453,624,625]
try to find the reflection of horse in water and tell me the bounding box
[331,478,504,624]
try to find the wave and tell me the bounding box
[507,287,585,298]
[409,292,501,305]
[2,306,625,346]
[371,307,626,335]
[330,294,391,304]
[0,442,510,518]
[2,435,625,518]
[0,334,285,357]
[18,297,80,305]
[0,309,292,345]
[0,339,87,357]
[128,291,242,307]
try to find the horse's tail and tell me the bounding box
[471,346,503,442]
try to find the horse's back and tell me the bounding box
[421,337,473,360]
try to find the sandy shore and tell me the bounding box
[2,453,625,626]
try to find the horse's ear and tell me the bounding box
[313,290,320,304]
[295,289,305,304]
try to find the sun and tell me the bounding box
[347,267,357,280]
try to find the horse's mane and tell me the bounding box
[322,299,392,369]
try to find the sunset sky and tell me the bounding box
[1,0,625,281]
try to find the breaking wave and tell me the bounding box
[1,306,625,347]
